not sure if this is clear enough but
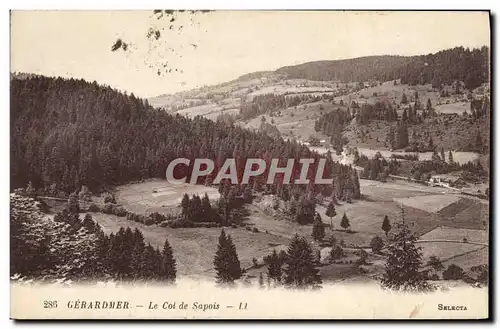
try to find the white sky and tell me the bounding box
[10,11,490,98]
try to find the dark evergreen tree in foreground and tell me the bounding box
[213,229,242,285]
[159,238,177,283]
[381,224,433,292]
[266,249,285,284]
[283,234,322,289]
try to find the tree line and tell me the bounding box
[11,75,361,204]
[276,46,489,91]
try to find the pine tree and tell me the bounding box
[140,244,159,280]
[311,213,325,241]
[201,193,213,221]
[475,132,483,152]
[325,202,336,230]
[266,249,283,284]
[283,234,322,289]
[130,228,145,280]
[440,148,446,162]
[352,169,361,199]
[340,212,350,231]
[213,229,242,285]
[426,98,432,113]
[67,191,80,214]
[382,215,391,236]
[448,151,454,164]
[401,93,408,104]
[181,193,191,220]
[402,109,408,122]
[82,213,95,233]
[160,238,177,283]
[381,224,432,292]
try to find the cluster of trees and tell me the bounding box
[355,101,398,125]
[470,95,490,120]
[354,151,400,181]
[239,93,322,120]
[314,108,351,153]
[409,152,487,182]
[276,47,489,91]
[180,193,220,223]
[11,75,361,204]
[8,77,283,191]
[426,256,488,285]
[261,235,322,289]
[11,194,177,282]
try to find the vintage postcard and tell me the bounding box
[9,10,491,320]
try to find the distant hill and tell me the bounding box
[275,46,489,90]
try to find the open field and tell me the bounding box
[115,180,220,215]
[91,212,290,278]
[435,102,470,114]
[443,247,488,272]
[418,241,484,262]
[394,194,461,213]
[420,227,488,244]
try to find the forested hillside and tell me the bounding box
[11,76,358,199]
[276,46,489,89]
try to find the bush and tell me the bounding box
[103,193,116,204]
[102,203,114,214]
[112,205,127,217]
[252,227,259,233]
[443,264,465,280]
[144,217,155,226]
[88,203,100,212]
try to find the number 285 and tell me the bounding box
[43,301,58,309]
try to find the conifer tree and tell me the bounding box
[283,234,322,289]
[340,212,350,231]
[130,228,145,280]
[448,150,454,164]
[312,213,325,241]
[325,202,336,230]
[181,193,191,220]
[266,249,283,284]
[381,224,432,292]
[67,191,80,214]
[213,229,242,285]
[382,215,391,236]
[401,93,408,104]
[160,238,177,283]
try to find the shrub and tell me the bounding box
[143,217,154,226]
[443,264,465,280]
[102,203,114,214]
[112,205,127,217]
[252,227,259,233]
[103,193,116,204]
[88,203,100,212]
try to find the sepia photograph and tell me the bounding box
[9,9,491,320]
